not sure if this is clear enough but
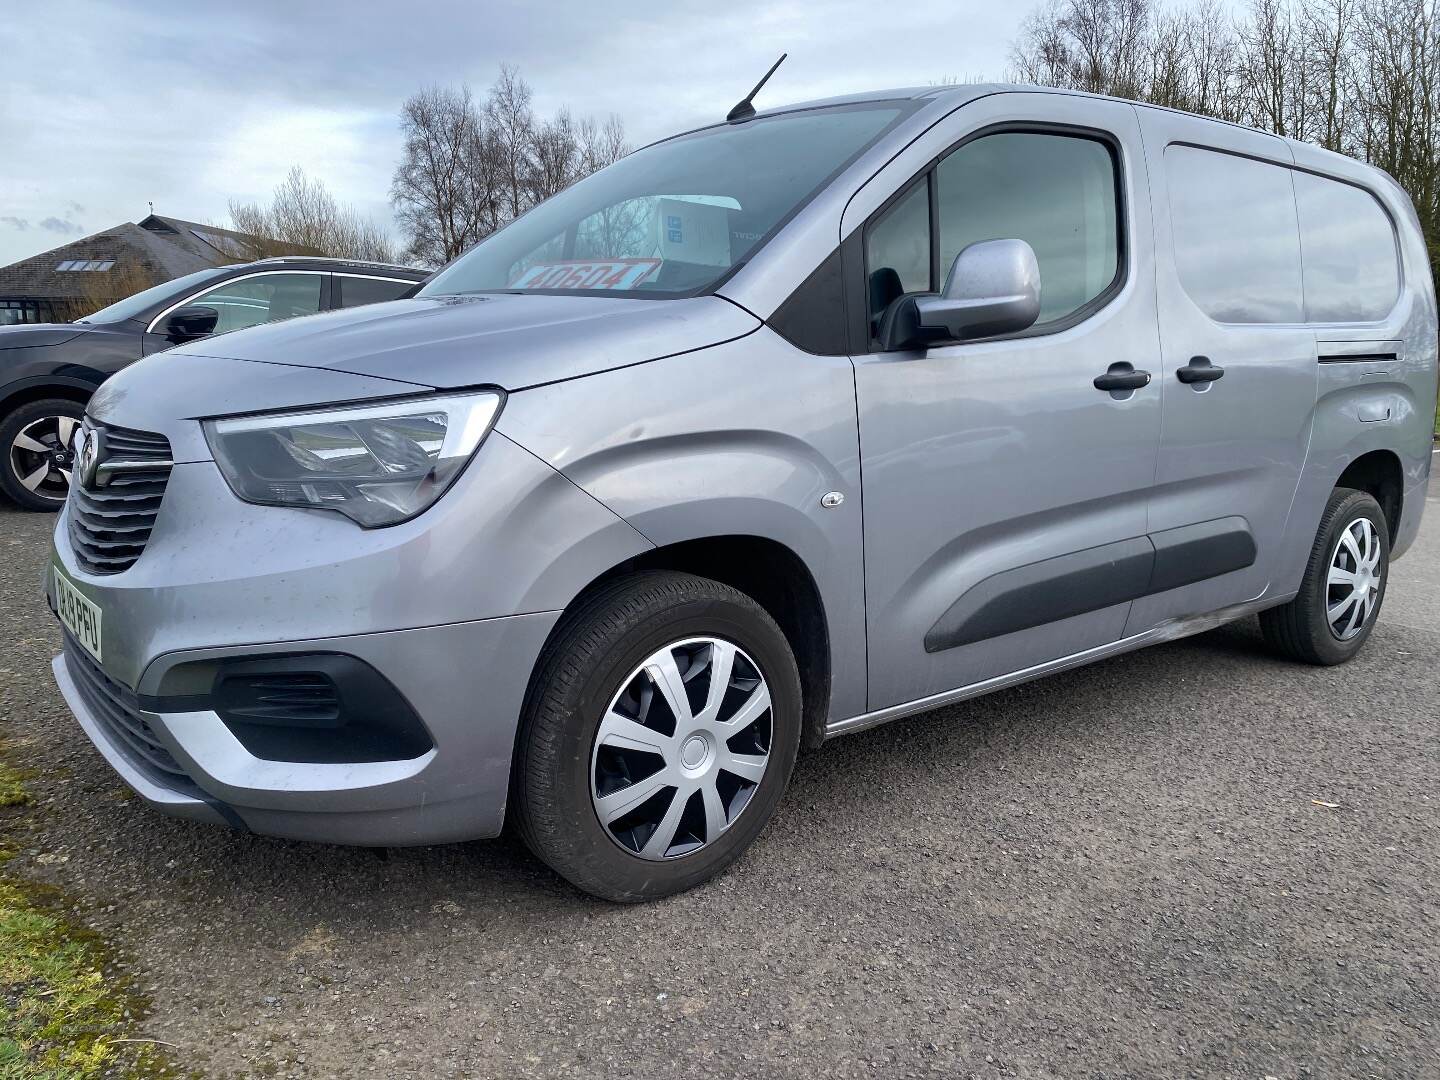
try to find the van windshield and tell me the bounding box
[419,102,911,299]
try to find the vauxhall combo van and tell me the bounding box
[47,84,1437,901]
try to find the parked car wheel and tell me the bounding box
[0,399,85,511]
[1260,487,1390,665]
[513,571,802,902]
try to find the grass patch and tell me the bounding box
[0,758,175,1078]
[0,759,29,808]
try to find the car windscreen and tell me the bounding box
[419,101,912,299]
[78,267,231,325]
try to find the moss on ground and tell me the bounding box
[0,759,29,809]
[0,755,179,1078]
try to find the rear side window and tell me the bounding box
[935,132,1120,325]
[1165,145,1303,324]
[1293,173,1400,322]
[337,276,415,308]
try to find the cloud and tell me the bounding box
[0,217,29,231]
[0,0,1035,266]
[38,217,82,235]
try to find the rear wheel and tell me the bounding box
[513,571,802,902]
[1260,487,1389,665]
[0,399,85,511]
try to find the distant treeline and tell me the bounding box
[1011,0,1439,293]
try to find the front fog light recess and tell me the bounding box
[205,390,502,526]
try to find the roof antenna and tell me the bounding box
[727,53,787,123]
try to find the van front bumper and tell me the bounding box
[42,422,645,847]
[50,610,560,846]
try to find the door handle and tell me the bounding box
[1093,362,1152,392]
[1177,356,1225,384]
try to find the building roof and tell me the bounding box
[0,214,313,302]
[135,214,263,263]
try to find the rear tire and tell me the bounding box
[513,571,802,902]
[0,398,85,511]
[1260,487,1389,665]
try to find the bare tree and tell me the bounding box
[579,115,630,175]
[391,67,630,264]
[1009,0,1438,290]
[1301,0,1357,149]
[391,85,499,266]
[486,64,537,224]
[1238,0,1307,136]
[531,108,580,203]
[230,167,396,262]
[1185,0,1244,121]
[1012,0,1154,98]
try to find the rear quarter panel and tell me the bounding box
[1271,144,1437,585]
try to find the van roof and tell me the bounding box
[745,81,1265,131]
[648,82,1392,200]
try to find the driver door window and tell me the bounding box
[864,130,1122,339]
[936,133,1119,325]
[191,273,323,334]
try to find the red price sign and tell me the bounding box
[510,258,661,290]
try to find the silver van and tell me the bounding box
[47,85,1437,901]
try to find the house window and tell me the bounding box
[55,259,115,271]
[1,300,46,324]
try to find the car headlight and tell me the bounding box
[204,390,503,527]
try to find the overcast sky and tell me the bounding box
[0,0,1033,267]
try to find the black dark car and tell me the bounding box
[0,256,426,510]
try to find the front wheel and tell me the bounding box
[0,398,85,511]
[513,571,802,902]
[1260,487,1390,665]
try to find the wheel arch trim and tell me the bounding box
[0,375,100,412]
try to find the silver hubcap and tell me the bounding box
[9,414,78,501]
[1327,517,1382,640]
[590,636,772,861]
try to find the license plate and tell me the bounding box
[54,566,102,662]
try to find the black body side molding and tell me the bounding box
[924,537,1155,652]
[924,517,1257,653]
[1148,517,1257,594]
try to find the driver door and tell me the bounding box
[849,93,1164,710]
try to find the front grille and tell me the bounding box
[62,633,192,787]
[68,421,173,575]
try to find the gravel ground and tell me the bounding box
[1,470,1437,1080]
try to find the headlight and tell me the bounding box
[204,390,503,527]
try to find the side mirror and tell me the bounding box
[164,305,219,344]
[878,239,1042,350]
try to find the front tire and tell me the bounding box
[1,398,85,511]
[1260,487,1389,665]
[513,571,802,902]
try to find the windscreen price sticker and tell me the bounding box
[509,258,660,290]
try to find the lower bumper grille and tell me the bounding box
[62,633,192,786]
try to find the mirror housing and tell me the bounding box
[164,305,220,344]
[878,239,1042,350]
